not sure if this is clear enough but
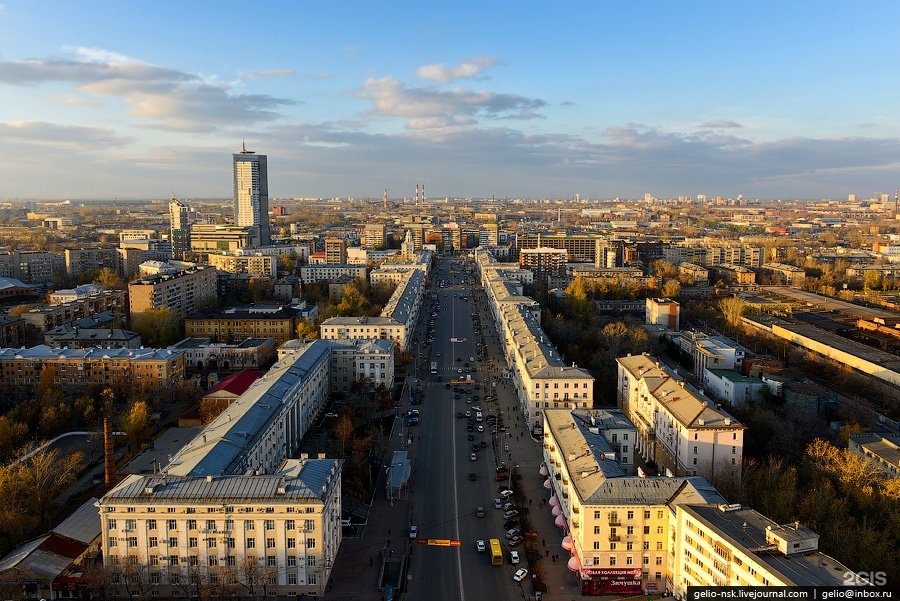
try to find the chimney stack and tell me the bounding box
[104,416,115,486]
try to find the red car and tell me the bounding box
[494,473,509,482]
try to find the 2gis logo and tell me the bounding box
[843,571,888,586]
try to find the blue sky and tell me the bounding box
[1,1,899,200]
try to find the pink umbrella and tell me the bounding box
[543,478,552,490]
[567,555,580,572]
[551,505,562,517]
[548,496,560,507]
[561,535,573,551]
[539,465,549,477]
[554,514,567,529]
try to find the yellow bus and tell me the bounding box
[489,538,503,565]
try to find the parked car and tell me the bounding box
[470,453,477,461]
[476,539,486,552]
[409,525,418,539]
[504,510,519,520]
[510,550,520,564]
[505,528,521,539]
[494,498,503,509]
[475,507,485,518]
[503,502,516,511]
[503,519,519,529]
[494,473,508,481]
[509,535,524,546]
[496,465,508,473]
[499,489,514,499]
[513,567,529,582]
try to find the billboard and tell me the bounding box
[580,567,642,596]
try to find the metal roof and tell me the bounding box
[0,344,183,362]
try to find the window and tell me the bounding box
[693,458,698,465]
[304,520,315,532]
[265,519,275,530]
[643,526,650,535]
[245,520,255,531]
[206,520,216,531]
[127,536,138,547]
[186,519,196,530]
[169,555,179,566]
[150,572,160,585]
[227,556,236,567]
[593,526,600,535]
[107,519,117,530]
[643,541,650,550]
[208,556,218,566]
[286,519,295,530]
[170,573,180,585]
[656,556,663,565]
[227,538,235,549]
[149,555,159,566]
[610,557,616,566]
[189,537,198,548]
[626,526,634,535]
[610,543,617,550]
[288,574,297,585]
[307,538,317,549]
[225,519,234,531]
[168,537,177,548]
[267,538,276,549]
[307,556,316,567]
[149,536,158,548]
[287,556,296,567]
[626,511,634,520]
[167,519,177,530]
[643,556,650,565]
[626,542,633,551]
[125,519,136,530]
[594,511,601,519]
[593,541,600,550]
[147,519,157,530]
[287,538,296,549]
[308,574,317,585]
[267,555,276,567]
[626,556,633,565]
[246,538,256,549]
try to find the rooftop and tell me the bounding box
[0,344,182,362]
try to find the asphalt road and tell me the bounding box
[405,256,524,601]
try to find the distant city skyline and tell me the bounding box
[1,2,900,200]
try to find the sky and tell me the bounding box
[1,1,900,201]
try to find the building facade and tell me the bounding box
[170,197,192,261]
[185,305,301,347]
[233,146,270,246]
[129,266,218,320]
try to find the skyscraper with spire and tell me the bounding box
[232,143,270,246]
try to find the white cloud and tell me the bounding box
[417,56,497,83]
[239,68,296,80]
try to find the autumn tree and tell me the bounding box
[13,447,84,525]
[122,400,152,452]
[93,266,126,289]
[661,278,681,299]
[718,296,746,328]
[650,259,678,279]
[0,417,28,460]
[334,414,354,457]
[132,307,181,347]
[295,318,320,339]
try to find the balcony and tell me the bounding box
[608,534,621,542]
[608,518,621,526]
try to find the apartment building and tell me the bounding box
[0,316,25,348]
[324,238,347,265]
[21,290,128,331]
[167,340,330,478]
[672,504,863,596]
[129,266,218,320]
[542,409,726,595]
[761,262,806,286]
[65,247,119,279]
[184,304,302,347]
[190,224,253,253]
[98,456,341,598]
[44,328,142,349]
[645,298,680,331]
[671,331,745,376]
[0,345,185,394]
[519,247,568,279]
[169,337,275,373]
[616,354,744,482]
[678,263,709,285]
[848,433,900,478]
[326,338,394,393]
[320,316,406,350]
[299,264,366,285]
[207,252,277,278]
[49,283,108,304]
[516,234,603,263]
[0,277,36,300]
[363,223,386,249]
[713,265,756,284]
[0,250,54,284]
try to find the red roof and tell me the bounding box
[39,534,87,559]
[205,370,260,396]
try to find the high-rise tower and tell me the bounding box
[169,196,191,260]
[232,143,270,246]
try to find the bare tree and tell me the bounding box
[718,296,746,328]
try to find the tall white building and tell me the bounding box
[169,197,191,260]
[233,145,270,246]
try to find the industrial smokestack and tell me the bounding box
[104,416,115,486]
[383,188,387,210]
[422,184,425,203]
[415,184,419,206]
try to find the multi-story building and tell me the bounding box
[274,275,302,301]
[0,277,36,300]
[190,224,253,253]
[170,337,275,373]
[616,354,744,482]
[671,332,745,376]
[761,262,806,286]
[170,197,192,260]
[324,238,347,265]
[848,433,900,478]
[44,327,141,349]
[233,146,270,246]
[0,315,25,348]
[21,290,128,332]
[0,345,185,394]
[320,338,395,393]
[0,250,54,283]
[362,224,386,249]
[98,456,341,598]
[117,247,150,280]
[129,266,218,321]
[480,223,499,247]
[542,408,726,595]
[184,304,302,347]
[519,247,568,279]
[207,252,277,278]
[516,234,602,263]
[713,264,756,285]
[167,340,330,477]
[672,504,864,596]
[64,247,119,279]
[48,284,108,305]
[678,262,709,285]
[299,264,366,285]
[645,298,680,331]
[320,316,406,350]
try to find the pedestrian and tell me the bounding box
[542,538,546,546]
[546,549,549,557]
[529,499,533,507]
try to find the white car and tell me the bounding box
[513,567,529,582]
[510,550,520,564]
[476,539,486,552]
[470,453,477,461]
[409,525,417,539]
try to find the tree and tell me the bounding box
[650,259,678,279]
[93,266,125,289]
[335,414,354,456]
[14,447,83,525]
[132,307,181,347]
[0,417,28,460]
[661,278,681,299]
[8,304,34,317]
[295,318,320,339]
[122,400,152,452]
[718,296,746,328]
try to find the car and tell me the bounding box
[476,539,486,552]
[497,485,511,494]
[475,507,485,518]
[456,357,462,362]
[470,453,477,461]
[480,440,487,448]
[477,425,484,432]
[324,412,338,418]
[458,368,463,374]
[496,465,508,473]
[513,568,529,582]
[468,472,477,481]
[494,472,508,481]
[506,528,521,539]
[503,502,516,511]
[509,535,524,547]
[456,411,465,418]
[494,498,503,509]
[504,510,519,520]
[406,417,419,426]
[409,525,418,539]
[470,356,475,362]
[465,410,471,417]
[471,444,480,452]
[445,383,451,389]
[503,519,519,529]
[510,550,520,564]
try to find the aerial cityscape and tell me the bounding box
[0,2,898,600]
